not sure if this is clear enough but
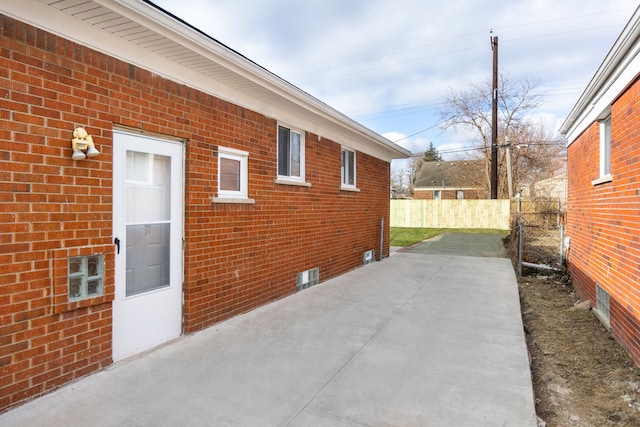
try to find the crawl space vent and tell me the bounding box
[296,268,319,291]
[594,284,611,331]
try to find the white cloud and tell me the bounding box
[152,0,636,151]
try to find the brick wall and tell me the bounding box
[0,15,391,410]
[566,75,640,366]
[413,189,485,199]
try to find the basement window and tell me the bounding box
[594,284,611,331]
[68,255,104,301]
[296,268,319,291]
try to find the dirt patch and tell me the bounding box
[519,274,640,426]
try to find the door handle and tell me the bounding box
[114,237,120,254]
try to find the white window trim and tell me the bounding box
[340,147,358,191]
[600,115,611,177]
[277,124,307,184]
[214,146,253,202]
[593,113,612,185]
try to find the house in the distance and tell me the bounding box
[413,160,487,200]
[560,6,640,365]
[0,0,410,411]
[516,159,567,205]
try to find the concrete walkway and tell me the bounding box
[1,251,537,426]
[402,232,509,258]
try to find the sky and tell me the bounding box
[152,0,637,171]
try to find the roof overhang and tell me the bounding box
[559,6,640,144]
[2,0,411,162]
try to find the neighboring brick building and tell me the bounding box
[413,160,487,200]
[560,7,640,365]
[0,0,410,411]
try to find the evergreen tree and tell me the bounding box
[423,142,442,162]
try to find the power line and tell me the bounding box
[391,122,443,143]
[400,140,567,158]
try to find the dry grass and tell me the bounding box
[520,275,640,426]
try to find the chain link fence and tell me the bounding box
[507,199,567,276]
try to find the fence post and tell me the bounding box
[518,218,524,276]
[559,224,565,269]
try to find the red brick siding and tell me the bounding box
[0,16,391,410]
[566,76,640,366]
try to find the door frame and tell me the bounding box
[111,129,185,361]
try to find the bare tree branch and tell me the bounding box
[439,72,563,199]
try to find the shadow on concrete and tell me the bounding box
[400,232,508,258]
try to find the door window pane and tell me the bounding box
[126,223,170,296]
[125,151,172,297]
[126,152,171,223]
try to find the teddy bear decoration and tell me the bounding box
[71,127,100,160]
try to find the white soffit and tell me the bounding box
[2,0,411,161]
[560,6,640,144]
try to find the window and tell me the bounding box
[600,115,611,177]
[277,125,304,181]
[341,148,356,188]
[68,255,103,301]
[456,190,464,200]
[218,147,248,199]
[296,267,319,291]
[594,284,611,331]
[433,190,441,200]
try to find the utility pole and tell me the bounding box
[505,137,513,198]
[490,33,498,199]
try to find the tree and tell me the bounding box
[390,168,408,198]
[402,142,442,197]
[423,142,443,162]
[439,72,563,199]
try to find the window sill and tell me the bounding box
[275,178,311,187]
[591,174,613,186]
[340,186,360,192]
[211,197,256,204]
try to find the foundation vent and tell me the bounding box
[594,284,611,331]
[363,250,375,265]
[297,268,319,291]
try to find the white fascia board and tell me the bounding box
[560,7,640,144]
[2,0,410,162]
[112,0,412,161]
[2,0,253,110]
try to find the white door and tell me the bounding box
[112,131,184,361]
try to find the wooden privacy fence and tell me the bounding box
[390,199,511,230]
